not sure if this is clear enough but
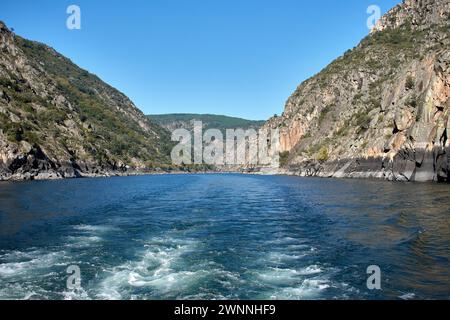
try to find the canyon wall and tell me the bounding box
[0,22,172,180]
[262,0,450,182]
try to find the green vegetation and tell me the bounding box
[148,113,265,134]
[318,105,333,125]
[264,11,447,170]
[0,36,174,168]
[316,23,429,89]
[279,151,290,167]
[354,110,371,127]
[352,93,364,105]
[368,97,382,110]
[408,94,417,108]
[335,120,351,137]
[316,147,329,162]
[0,111,40,144]
[360,22,427,54]
[405,75,415,90]
[302,132,312,139]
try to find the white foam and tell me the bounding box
[266,237,301,245]
[287,244,311,250]
[73,225,114,233]
[257,265,323,285]
[68,235,102,243]
[96,236,200,299]
[130,270,206,291]
[269,279,331,300]
[62,224,113,249]
[298,265,323,275]
[0,282,50,300]
[62,288,91,300]
[0,249,43,262]
[399,293,416,300]
[181,292,230,300]
[258,268,302,285]
[0,248,71,300]
[0,251,67,277]
[266,252,306,263]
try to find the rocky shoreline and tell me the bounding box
[246,149,449,183]
[0,168,224,182]
[2,142,448,182]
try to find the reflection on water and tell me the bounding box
[0,174,449,299]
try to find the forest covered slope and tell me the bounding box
[0,22,173,180]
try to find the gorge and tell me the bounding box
[1,0,450,182]
[1,0,450,303]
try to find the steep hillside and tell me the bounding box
[265,0,450,182]
[0,22,173,180]
[148,113,265,134]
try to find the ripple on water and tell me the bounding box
[0,224,113,300]
[73,224,116,233]
[96,236,200,299]
[0,249,69,300]
[252,240,337,300]
[269,279,331,300]
[64,224,113,249]
[0,251,68,278]
[96,235,246,300]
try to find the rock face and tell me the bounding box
[262,0,450,182]
[0,22,172,180]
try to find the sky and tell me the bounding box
[1,0,400,120]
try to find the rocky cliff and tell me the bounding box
[0,22,173,180]
[263,0,450,182]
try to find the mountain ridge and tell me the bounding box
[148,113,265,134]
[258,0,450,182]
[0,21,173,180]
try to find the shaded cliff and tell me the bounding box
[263,0,450,182]
[0,22,173,180]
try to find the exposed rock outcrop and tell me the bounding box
[0,21,173,181]
[259,0,450,182]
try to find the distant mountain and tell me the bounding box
[0,21,173,180]
[262,0,450,182]
[148,113,265,134]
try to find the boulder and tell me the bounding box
[395,108,414,131]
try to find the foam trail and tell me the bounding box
[96,237,201,299]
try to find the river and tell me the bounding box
[0,174,449,299]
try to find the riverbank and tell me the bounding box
[243,153,450,183]
[2,157,449,183]
[0,167,222,182]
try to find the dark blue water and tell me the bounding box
[0,174,449,300]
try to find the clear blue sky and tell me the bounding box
[2,0,400,120]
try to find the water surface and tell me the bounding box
[0,174,449,299]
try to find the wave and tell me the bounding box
[269,279,331,300]
[0,251,67,277]
[256,264,323,283]
[265,252,308,264]
[0,224,114,299]
[73,225,115,233]
[0,249,70,300]
[96,236,200,299]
